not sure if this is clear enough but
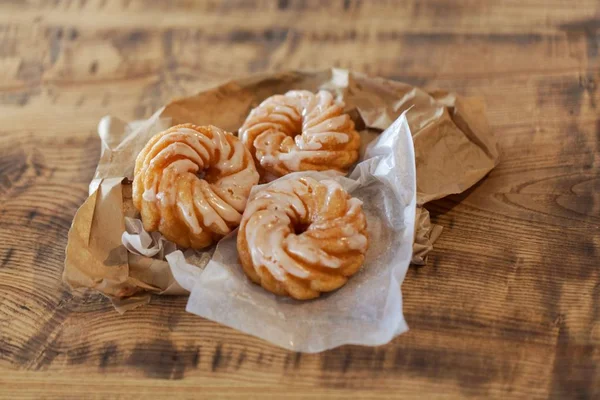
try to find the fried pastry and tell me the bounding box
[239,90,360,181]
[133,124,259,249]
[237,176,369,300]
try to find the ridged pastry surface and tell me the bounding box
[133,123,259,249]
[239,90,360,181]
[237,176,369,300]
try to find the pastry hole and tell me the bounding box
[294,222,310,235]
[196,170,206,180]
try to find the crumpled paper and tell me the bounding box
[63,68,499,313]
[122,217,176,258]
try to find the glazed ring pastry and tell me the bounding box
[238,90,361,181]
[237,176,369,300]
[133,124,259,249]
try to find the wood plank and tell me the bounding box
[0,0,599,398]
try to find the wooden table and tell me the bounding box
[1,1,599,398]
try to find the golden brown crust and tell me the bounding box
[133,124,259,249]
[239,90,360,181]
[237,177,369,300]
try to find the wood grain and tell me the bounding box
[1,0,599,398]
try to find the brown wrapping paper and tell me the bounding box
[63,68,499,310]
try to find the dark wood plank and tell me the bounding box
[0,0,599,398]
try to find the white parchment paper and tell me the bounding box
[163,112,416,352]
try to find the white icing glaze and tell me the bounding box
[321,179,344,196]
[142,187,156,202]
[198,179,241,225]
[170,158,199,174]
[345,234,368,251]
[153,129,210,165]
[212,165,260,212]
[285,234,342,268]
[296,140,322,150]
[241,177,368,283]
[271,151,305,171]
[192,182,228,233]
[301,131,350,144]
[151,142,203,170]
[272,150,347,171]
[177,201,202,235]
[304,114,348,133]
[245,209,311,281]
[133,124,259,248]
[238,90,359,178]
